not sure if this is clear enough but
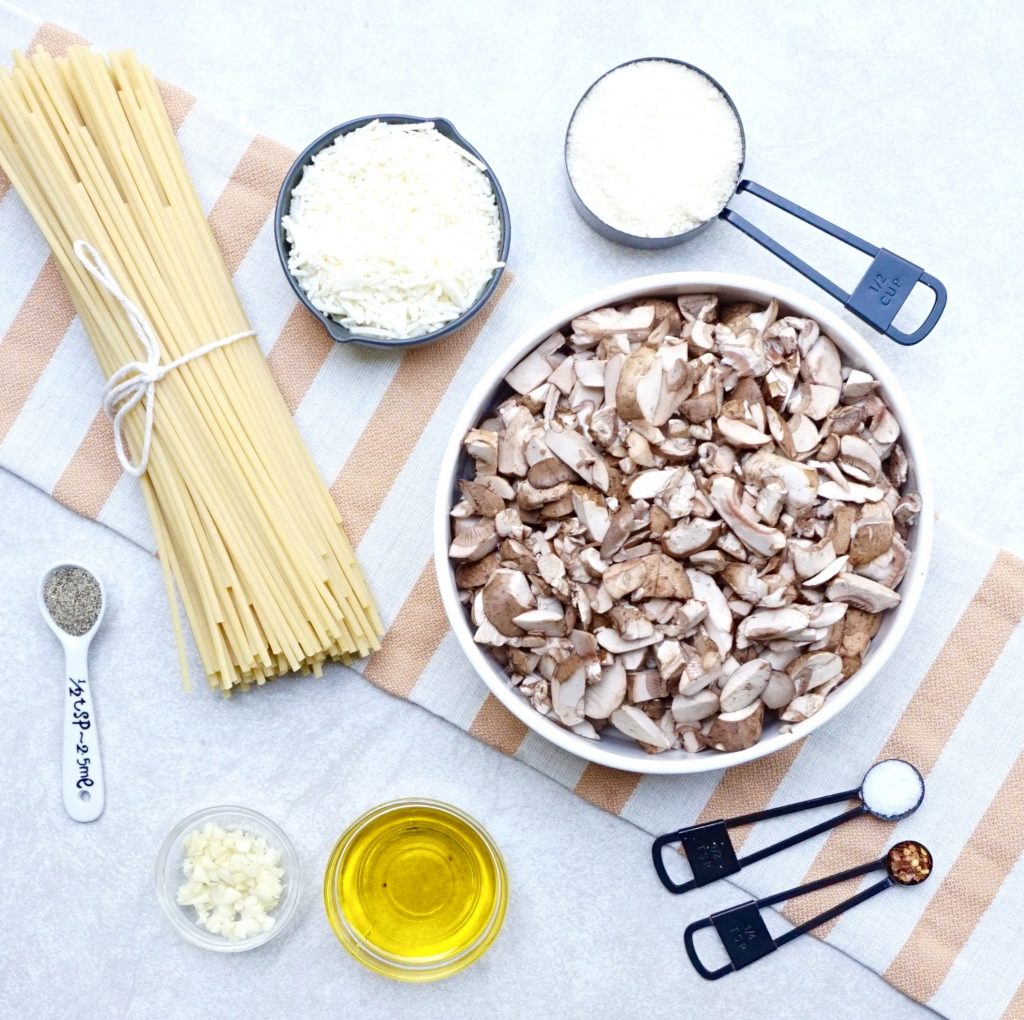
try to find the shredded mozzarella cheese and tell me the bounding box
[283,120,503,340]
[176,823,284,941]
[567,60,743,238]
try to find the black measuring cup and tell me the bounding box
[565,58,946,346]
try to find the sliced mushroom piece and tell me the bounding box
[449,520,498,561]
[679,647,722,695]
[610,704,672,752]
[625,430,656,468]
[513,608,567,636]
[686,568,733,656]
[894,492,923,527]
[544,424,610,492]
[517,480,569,510]
[717,416,773,448]
[526,457,576,489]
[595,627,660,654]
[572,304,656,341]
[721,562,767,603]
[550,657,587,726]
[716,530,749,562]
[663,519,721,558]
[497,407,533,477]
[637,553,693,600]
[671,689,720,723]
[574,357,607,389]
[628,467,678,500]
[856,535,909,589]
[464,428,498,472]
[481,569,536,636]
[755,480,786,527]
[802,335,843,390]
[570,489,610,543]
[602,559,648,600]
[537,552,570,597]
[504,333,566,394]
[629,670,669,702]
[600,502,634,560]
[789,534,837,580]
[762,669,798,709]
[608,605,656,642]
[849,501,894,566]
[787,651,844,696]
[802,554,849,587]
[737,606,811,644]
[842,369,877,399]
[779,693,825,723]
[719,658,771,712]
[832,504,857,555]
[679,392,719,423]
[826,572,901,611]
[707,701,764,751]
[546,354,577,396]
[677,599,709,630]
[454,551,500,590]
[790,382,840,421]
[817,479,885,504]
[616,344,665,422]
[840,607,882,658]
[788,413,821,457]
[655,639,687,681]
[708,476,786,557]
[658,468,697,519]
[584,660,627,719]
[838,434,883,484]
[867,403,901,455]
[743,451,819,512]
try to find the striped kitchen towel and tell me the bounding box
[1,11,1021,1018]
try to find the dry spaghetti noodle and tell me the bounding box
[0,47,383,691]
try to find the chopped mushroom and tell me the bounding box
[451,290,919,754]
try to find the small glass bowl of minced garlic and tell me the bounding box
[155,806,301,952]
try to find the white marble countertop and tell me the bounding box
[4,0,1017,1015]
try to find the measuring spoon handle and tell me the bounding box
[62,642,104,822]
[721,180,947,345]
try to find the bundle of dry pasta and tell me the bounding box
[0,46,382,691]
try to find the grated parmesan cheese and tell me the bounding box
[283,120,503,340]
[566,60,743,238]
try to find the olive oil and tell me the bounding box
[324,800,507,981]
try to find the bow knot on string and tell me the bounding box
[73,240,255,477]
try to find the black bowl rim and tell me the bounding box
[274,114,511,349]
[563,57,747,250]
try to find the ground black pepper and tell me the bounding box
[43,566,102,636]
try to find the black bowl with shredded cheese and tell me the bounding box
[275,114,511,349]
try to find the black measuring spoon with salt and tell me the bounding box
[652,759,924,894]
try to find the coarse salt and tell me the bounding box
[283,120,503,340]
[566,60,743,238]
[861,759,924,819]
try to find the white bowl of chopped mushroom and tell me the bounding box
[434,273,932,774]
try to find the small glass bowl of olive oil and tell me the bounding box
[323,799,508,981]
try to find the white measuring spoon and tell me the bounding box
[38,563,106,822]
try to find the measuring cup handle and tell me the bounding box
[720,180,947,345]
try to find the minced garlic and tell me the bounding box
[176,823,285,941]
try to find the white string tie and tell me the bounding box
[73,240,255,477]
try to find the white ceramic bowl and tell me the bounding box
[434,273,933,775]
